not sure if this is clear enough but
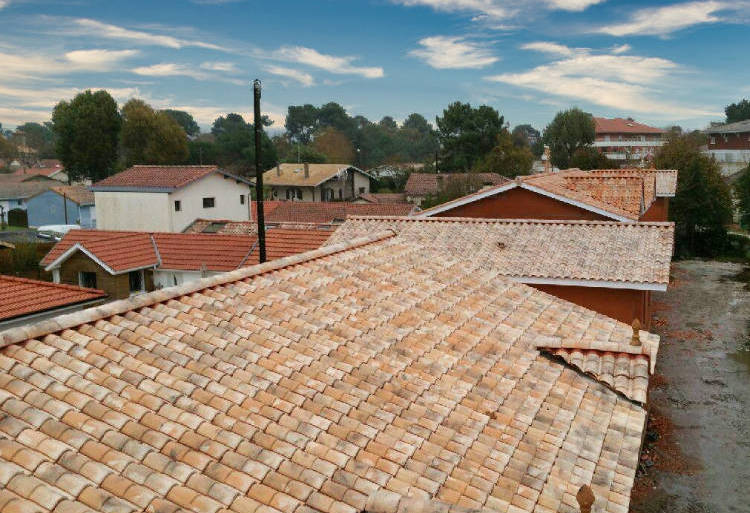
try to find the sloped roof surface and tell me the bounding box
[13,159,65,177]
[0,232,653,513]
[0,182,52,200]
[91,166,220,191]
[152,233,257,272]
[41,231,159,273]
[405,173,507,196]
[263,164,366,187]
[358,193,407,204]
[327,216,674,286]
[703,119,750,134]
[594,117,665,134]
[265,201,416,224]
[0,274,105,321]
[586,169,678,197]
[49,185,95,205]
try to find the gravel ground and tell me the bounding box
[630,260,750,513]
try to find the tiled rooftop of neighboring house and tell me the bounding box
[0,274,105,321]
[327,216,674,288]
[184,217,339,235]
[0,182,53,200]
[265,201,417,224]
[41,228,333,273]
[404,173,508,196]
[47,185,95,205]
[703,119,750,134]
[0,231,657,513]
[594,117,666,134]
[263,163,369,187]
[357,193,408,204]
[91,165,250,192]
[12,159,65,178]
[585,169,678,197]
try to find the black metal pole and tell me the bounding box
[253,79,267,264]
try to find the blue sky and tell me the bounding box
[1,0,748,133]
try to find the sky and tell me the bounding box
[0,0,748,133]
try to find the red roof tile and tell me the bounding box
[358,192,407,203]
[0,274,105,321]
[152,233,256,271]
[91,165,221,190]
[266,201,416,224]
[594,117,666,135]
[252,199,283,218]
[12,159,65,177]
[405,173,508,196]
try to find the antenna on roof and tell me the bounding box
[253,79,267,264]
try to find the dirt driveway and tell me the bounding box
[630,260,750,513]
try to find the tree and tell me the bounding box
[120,99,188,166]
[187,140,218,165]
[725,99,750,124]
[52,90,121,182]
[735,164,750,228]
[211,113,277,175]
[285,104,319,144]
[654,135,732,256]
[473,130,533,177]
[436,102,504,171]
[317,102,353,135]
[511,124,540,148]
[14,122,56,158]
[569,146,616,170]
[0,133,15,162]
[312,127,355,163]
[543,108,595,169]
[162,109,200,137]
[399,113,438,163]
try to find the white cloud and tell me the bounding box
[0,1,10,9]
[409,36,499,69]
[520,41,574,56]
[200,61,238,72]
[68,18,226,50]
[486,45,716,118]
[544,0,604,11]
[0,48,139,79]
[611,43,631,54]
[65,49,139,66]
[167,105,286,128]
[598,1,726,36]
[131,63,210,81]
[273,46,383,78]
[392,0,514,20]
[264,65,315,87]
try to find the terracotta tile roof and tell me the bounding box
[48,185,95,205]
[405,173,508,196]
[585,168,678,197]
[594,117,666,135]
[91,165,250,192]
[265,201,417,224]
[0,275,105,321]
[12,160,65,177]
[327,216,674,287]
[263,163,370,187]
[253,200,284,219]
[358,193,408,204]
[42,228,332,273]
[704,119,750,134]
[0,231,656,513]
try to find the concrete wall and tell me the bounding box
[79,205,96,228]
[55,250,154,300]
[640,197,670,222]
[153,269,208,289]
[170,173,251,231]
[271,186,316,202]
[531,283,651,328]
[353,172,371,197]
[26,190,81,227]
[95,191,171,231]
[0,198,27,212]
[433,187,611,221]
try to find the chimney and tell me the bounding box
[543,145,551,174]
[576,485,595,513]
[276,164,281,176]
[304,162,309,179]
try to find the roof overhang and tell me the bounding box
[513,276,668,291]
[312,166,374,187]
[44,243,157,275]
[91,169,253,193]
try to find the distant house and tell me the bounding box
[26,185,96,228]
[404,172,508,206]
[91,165,253,232]
[593,117,665,163]
[13,159,69,183]
[703,119,750,176]
[0,182,53,215]
[0,274,106,330]
[354,192,408,204]
[263,163,373,201]
[417,168,678,223]
[40,228,332,299]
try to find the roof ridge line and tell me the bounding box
[348,214,675,227]
[0,274,105,295]
[0,230,396,349]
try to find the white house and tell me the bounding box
[262,163,372,202]
[91,165,253,232]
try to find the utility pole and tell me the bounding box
[63,192,68,224]
[253,79,267,264]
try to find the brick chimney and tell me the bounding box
[543,145,551,174]
[304,162,309,179]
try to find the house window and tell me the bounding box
[358,187,366,194]
[78,271,97,289]
[710,137,716,145]
[174,200,181,211]
[273,189,278,198]
[240,194,245,205]
[129,270,145,294]
[203,197,215,208]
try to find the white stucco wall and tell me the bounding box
[153,269,222,289]
[353,172,371,197]
[95,191,172,231]
[169,173,251,231]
